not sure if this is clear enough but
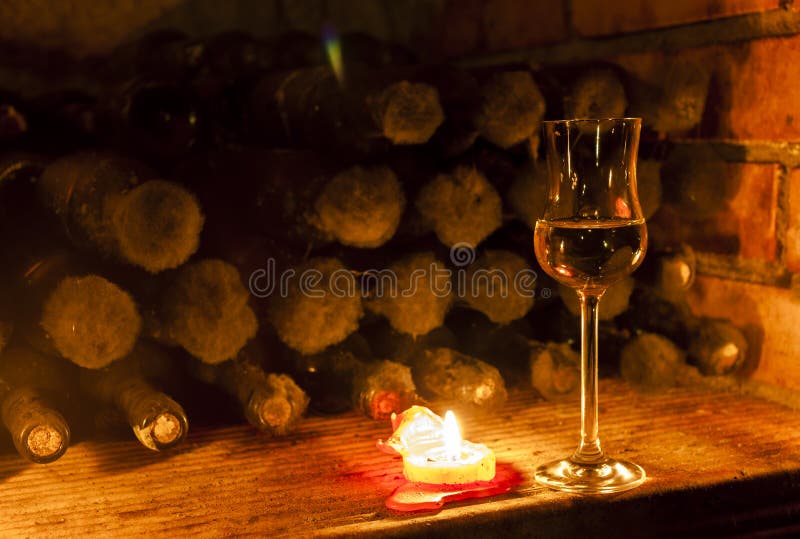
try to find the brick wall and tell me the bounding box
[446,0,800,390]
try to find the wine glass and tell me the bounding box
[533,118,647,494]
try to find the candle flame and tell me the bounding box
[443,411,462,460]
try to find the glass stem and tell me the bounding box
[573,291,605,464]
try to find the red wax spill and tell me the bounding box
[385,462,523,512]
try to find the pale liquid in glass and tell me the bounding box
[533,218,647,291]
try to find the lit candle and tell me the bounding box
[378,406,496,485]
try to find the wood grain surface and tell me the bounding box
[1,379,799,538]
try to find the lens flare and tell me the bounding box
[322,23,345,87]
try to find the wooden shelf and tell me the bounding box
[1,379,800,537]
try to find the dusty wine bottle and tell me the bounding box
[0,154,141,367]
[619,332,687,391]
[411,347,508,413]
[288,341,360,415]
[289,335,416,420]
[109,80,203,165]
[144,258,258,365]
[507,160,548,230]
[312,165,406,248]
[617,286,698,348]
[655,244,697,299]
[562,68,627,120]
[182,148,330,249]
[445,308,533,386]
[661,144,736,219]
[460,249,535,324]
[474,70,545,149]
[268,257,363,355]
[627,58,711,133]
[529,341,581,401]
[363,319,458,367]
[4,248,143,370]
[0,345,72,463]
[191,337,309,435]
[0,384,70,463]
[416,165,503,248]
[186,148,406,250]
[635,243,697,303]
[246,65,444,156]
[688,317,748,376]
[80,342,188,451]
[38,151,204,273]
[366,252,453,338]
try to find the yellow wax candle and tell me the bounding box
[401,411,496,484]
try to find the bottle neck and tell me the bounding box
[1,386,70,463]
[117,378,188,451]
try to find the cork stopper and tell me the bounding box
[255,396,293,430]
[152,413,183,446]
[242,373,309,435]
[133,410,187,451]
[368,390,402,421]
[26,424,65,461]
[355,360,416,420]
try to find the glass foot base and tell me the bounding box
[535,456,646,494]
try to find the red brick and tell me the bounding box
[483,0,568,51]
[572,0,779,37]
[688,275,800,391]
[709,36,800,140]
[783,168,800,272]
[723,163,779,260]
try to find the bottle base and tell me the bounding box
[534,455,645,494]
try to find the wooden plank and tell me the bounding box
[0,380,800,537]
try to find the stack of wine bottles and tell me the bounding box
[0,28,747,464]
